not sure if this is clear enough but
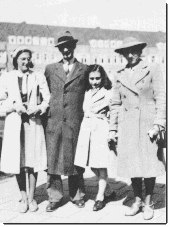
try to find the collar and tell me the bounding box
[16,69,30,78]
[63,57,75,65]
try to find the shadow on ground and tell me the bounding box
[34,176,166,210]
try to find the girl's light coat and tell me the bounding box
[74,87,115,171]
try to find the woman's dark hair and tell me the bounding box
[86,64,112,90]
[13,49,34,69]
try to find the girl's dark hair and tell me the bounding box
[13,49,34,69]
[86,64,112,90]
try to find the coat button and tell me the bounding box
[142,79,145,83]
[64,90,68,94]
[124,95,126,98]
[135,107,139,110]
[64,103,68,108]
[63,118,66,122]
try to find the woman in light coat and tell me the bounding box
[109,37,166,220]
[75,64,113,211]
[0,47,50,213]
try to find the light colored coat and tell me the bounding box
[74,88,113,168]
[110,61,166,178]
[0,70,50,174]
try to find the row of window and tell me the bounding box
[8,36,55,46]
[8,51,165,65]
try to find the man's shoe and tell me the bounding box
[125,201,142,216]
[93,200,105,211]
[72,199,85,208]
[46,201,62,212]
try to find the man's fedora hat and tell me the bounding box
[55,31,78,47]
[115,37,147,54]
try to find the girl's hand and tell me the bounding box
[108,131,117,143]
[27,105,41,117]
[14,103,27,114]
[39,106,46,115]
[0,111,6,117]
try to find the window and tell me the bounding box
[152,56,155,63]
[17,36,24,44]
[162,57,165,64]
[95,58,97,63]
[114,57,117,64]
[84,58,86,63]
[101,59,103,63]
[8,36,16,44]
[108,58,110,63]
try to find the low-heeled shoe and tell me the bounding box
[93,200,105,211]
[72,199,85,208]
[46,200,62,212]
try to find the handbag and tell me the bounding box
[157,129,166,149]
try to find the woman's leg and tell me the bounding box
[16,169,27,202]
[28,168,38,203]
[144,177,156,205]
[131,178,143,202]
[125,178,143,216]
[16,168,28,212]
[142,177,156,220]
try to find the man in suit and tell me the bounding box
[45,31,89,212]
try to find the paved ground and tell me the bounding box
[0,168,166,224]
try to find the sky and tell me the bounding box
[0,0,166,32]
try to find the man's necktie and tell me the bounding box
[64,62,69,75]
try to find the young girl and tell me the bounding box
[74,64,112,211]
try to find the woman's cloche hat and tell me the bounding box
[12,46,32,59]
[55,31,78,47]
[115,37,147,54]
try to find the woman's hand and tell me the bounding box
[147,125,160,140]
[27,105,41,117]
[14,103,27,115]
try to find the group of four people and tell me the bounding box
[0,31,166,221]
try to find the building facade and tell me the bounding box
[0,22,166,81]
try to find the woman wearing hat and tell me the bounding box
[0,47,50,213]
[109,37,166,220]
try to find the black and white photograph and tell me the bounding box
[0,0,166,224]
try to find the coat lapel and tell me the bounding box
[117,61,150,94]
[133,61,150,85]
[118,69,139,94]
[27,70,36,101]
[65,61,83,86]
[11,71,22,104]
[91,87,105,104]
[55,62,67,83]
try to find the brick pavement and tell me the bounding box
[0,168,166,224]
